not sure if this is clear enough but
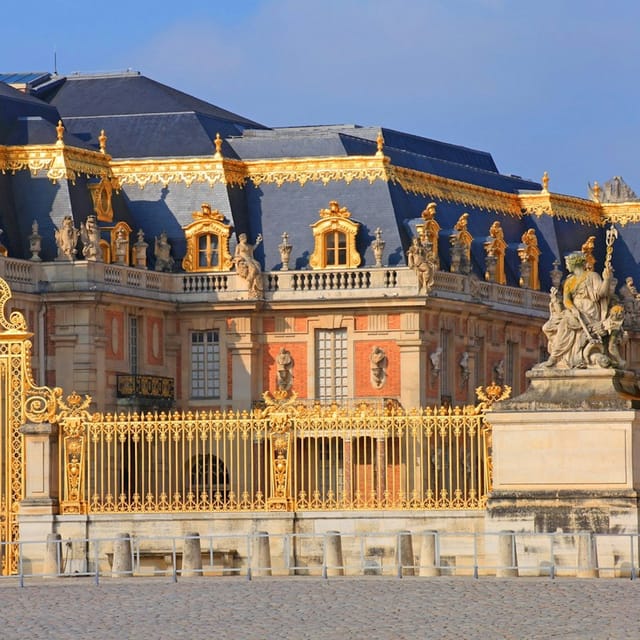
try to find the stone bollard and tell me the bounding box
[43,533,62,577]
[182,532,203,577]
[396,530,415,577]
[418,530,441,577]
[111,533,133,578]
[576,532,598,578]
[496,530,518,577]
[252,531,272,577]
[324,531,344,577]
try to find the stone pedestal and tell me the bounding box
[487,368,640,534]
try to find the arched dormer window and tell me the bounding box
[309,201,361,269]
[182,204,233,272]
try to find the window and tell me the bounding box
[439,328,452,403]
[309,201,361,270]
[182,204,232,272]
[325,231,347,266]
[129,316,139,374]
[197,234,220,269]
[316,328,348,401]
[191,330,220,398]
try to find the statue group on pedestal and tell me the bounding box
[539,227,625,370]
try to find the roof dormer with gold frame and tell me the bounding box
[88,176,115,222]
[182,203,233,272]
[309,200,361,269]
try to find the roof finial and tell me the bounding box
[98,129,107,154]
[214,133,223,159]
[592,180,601,203]
[56,119,65,145]
[541,170,549,193]
[375,130,384,157]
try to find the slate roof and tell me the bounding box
[0,69,634,289]
[36,72,268,157]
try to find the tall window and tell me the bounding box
[439,328,452,404]
[316,328,348,401]
[325,231,347,267]
[129,316,139,374]
[191,330,220,398]
[197,234,220,269]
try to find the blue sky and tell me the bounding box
[3,0,640,198]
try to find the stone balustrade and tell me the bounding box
[0,256,549,315]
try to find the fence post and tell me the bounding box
[111,533,133,578]
[496,530,518,577]
[418,530,440,577]
[576,532,598,578]
[324,531,344,577]
[396,530,415,577]
[182,532,203,577]
[253,531,272,577]
[43,533,62,577]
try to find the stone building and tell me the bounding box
[2,71,640,576]
[3,70,640,415]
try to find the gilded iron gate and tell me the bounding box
[0,279,58,574]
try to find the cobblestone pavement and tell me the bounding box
[1,576,639,639]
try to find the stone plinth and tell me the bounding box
[487,367,640,533]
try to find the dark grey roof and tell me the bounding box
[35,72,268,158]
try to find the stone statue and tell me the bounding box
[154,232,174,272]
[133,229,148,269]
[419,202,440,269]
[450,213,472,275]
[371,227,385,268]
[276,347,293,391]
[80,215,101,261]
[539,251,617,369]
[115,227,129,265]
[55,215,79,261]
[430,347,442,382]
[234,233,264,299]
[278,232,292,271]
[518,229,540,289]
[459,351,470,385]
[407,236,435,295]
[493,359,505,385]
[28,220,42,262]
[369,346,387,389]
[484,221,507,284]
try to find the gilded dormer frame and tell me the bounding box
[309,201,361,270]
[182,203,233,272]
[89,177,114,222]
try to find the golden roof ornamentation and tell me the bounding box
[319,200,351,219]
[375,131,384,157]
[214,133,223,159]
[99,129,107,154]
[56,120,65,145]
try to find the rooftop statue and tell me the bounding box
[234,233,264,299]
[55,215,79,261]
[80,215,101,261]
[539,238,625,369]
[407,236,435,295]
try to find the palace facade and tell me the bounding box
[1,70,640,414]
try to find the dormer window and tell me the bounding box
[309,201,361,270]
[182,204,233,272]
